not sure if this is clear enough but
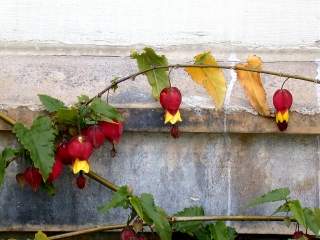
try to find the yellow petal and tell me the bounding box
[164,111,182,125]
[73,159,90,174]
[276,110,289,123]
[282,110,289,122]
[276,111,283,123]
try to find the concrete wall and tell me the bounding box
[0,0,320,235]
[0,46,320,235]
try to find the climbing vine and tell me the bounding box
[0,47,319,240]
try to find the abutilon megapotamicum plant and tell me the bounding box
[0,47,319,240]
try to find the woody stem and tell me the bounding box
[86,64,319,105]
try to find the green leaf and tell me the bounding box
[13,116,56,180]
[77,95,90,104]
[38,94,66,113]
[173,206,205,236]
[303,208,320,236]
[272,202,290,215]
[194,226,211,240]
[34,231,50,240]
[246,188,290,209]
[226,226,238,240]
[288,200,307,228]
[314,208,320,225]
[56,108,79,125]
[208,222,237,240]
[131,48,170,99]
[0,147,18,187]
[139,193,172,240]
[89,98,123,122]
[42,182,56,196]
[98,186,131,213]
[129,196,145,220]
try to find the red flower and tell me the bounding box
[23,167,42,192]
[273,89,293,131]
[160,87,182,125]
[82,125,105,148]
[99,121,124,144]
[68,135,93,160]
[47,157,63,183]
[56,141,73,165]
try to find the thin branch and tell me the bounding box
[48,215,294,239]
[85,170,119,192]
[281,77,290,89]
[170,215,293,222]
[86,64,319,105]
[0,112,16,126]
[48,223,127,240]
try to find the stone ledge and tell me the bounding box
[1,107,319,134]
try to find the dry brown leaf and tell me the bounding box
[236,55,270,116]
[185,52,226,110]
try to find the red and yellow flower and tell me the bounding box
[160,87,182,123]
[67,135,93,174]
[273,89,293,131]
[160,87,182,138]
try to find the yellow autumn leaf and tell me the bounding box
[236,55,270,116]
[185,52,226,110]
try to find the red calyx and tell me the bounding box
[160,87,182,115]
[47,157,63,183]
[82,125,105,148]
[120,227,136,240]
[277,121,288,131]
[273,89,293,112]
[76,174,86,189]
[23,167,42,192]
[136,235,146,240]
[99,121,124,144]
[292,231,304,239]
[170,125,180,139]
[56,142,73,165]
[68,135,93,160]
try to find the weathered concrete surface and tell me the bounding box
[0,132,318,235]
[1,46,320,235]
[0,51,319,115]
[3,107,320,134]
[229,134,319,233]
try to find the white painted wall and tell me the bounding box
[0,0,320,47]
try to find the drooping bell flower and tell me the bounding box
[160,87,182,124]
[23,167,42,192]
[82,125,105,148]
[67,135,93,174]
[99,121,124,157]
[273,89,293,131]
[292,231,304,239]
[47,156,63,183]
[160,87,182,138]
[120,227,136,240]
[99,121,124,144]
[56,141,73,165]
